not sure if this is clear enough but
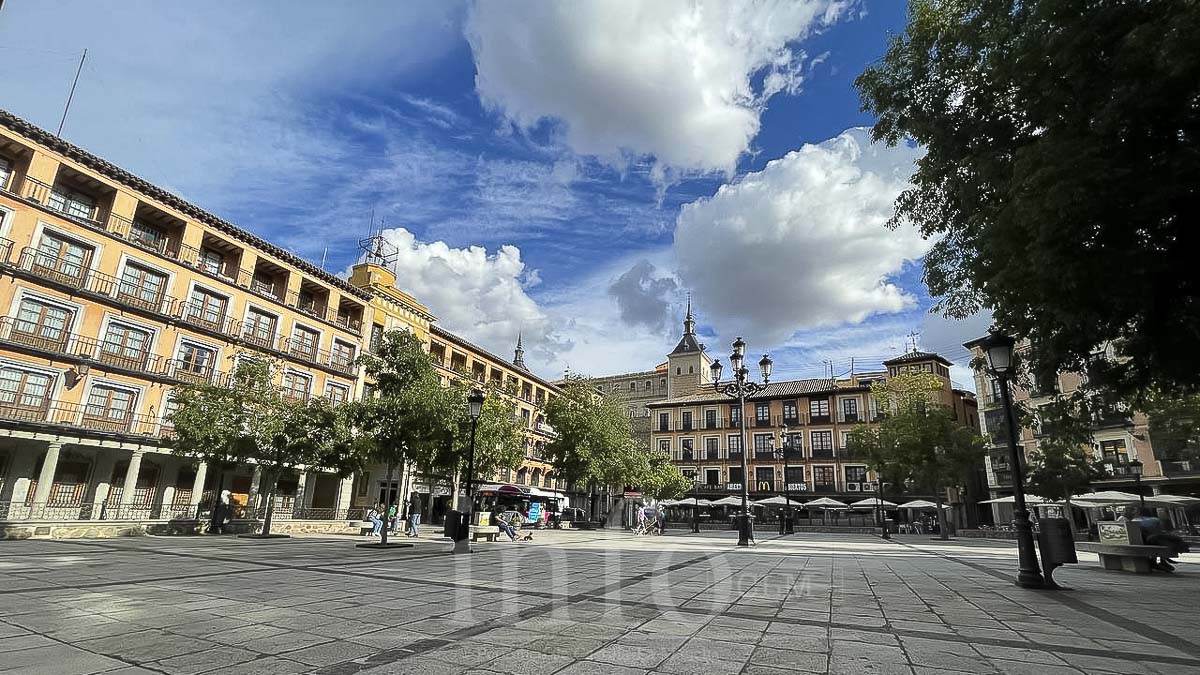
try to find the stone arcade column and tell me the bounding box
[117,450,144,510]
[188,461,208,514]
[294,471,309,515]
[246,466,264,514]
[336,476,354,518]
[30,442,64,508]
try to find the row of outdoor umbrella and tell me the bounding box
[979,491,1200,507]
[657,496,950,510]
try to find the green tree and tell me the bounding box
[544,375,642,519]
[856,1,1200,399]
[1141,390,1200,468]
[429,380,526,509]
[847,372,985,540]
[637,450,691,501]
[353,329,454,546]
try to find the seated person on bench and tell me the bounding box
[1122,506,1189,572]
[491,508,516,542]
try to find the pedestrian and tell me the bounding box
[366,503,383,537]
[656,507,666,535]
[1124,506,1190,572]
[406,492,423,537]
[387,502,398,533]
[210,490,232,534]
[492,507,516,542]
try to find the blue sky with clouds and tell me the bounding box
[0,0,988,387]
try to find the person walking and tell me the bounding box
[387,503,398,534]
[406,492,423,537]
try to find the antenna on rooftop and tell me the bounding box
[907,331,921,353]
[56,48,87,137]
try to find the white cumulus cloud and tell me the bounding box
[673,127,929,345]
[465,0,851,178]
[367,228,554,361]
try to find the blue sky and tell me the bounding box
[0,1,988,387]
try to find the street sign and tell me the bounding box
[528,502,542,523]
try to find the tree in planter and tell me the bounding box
[352,329,456,546]
[856,1,1200,400]
[1023,397,1099,533]
[544,375,640,520]
[847,372,985,540]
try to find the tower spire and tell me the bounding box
[683,292,695,335]
[513,331,527,370]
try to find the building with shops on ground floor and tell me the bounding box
[647,305,984,526]
[964,336,1200,527]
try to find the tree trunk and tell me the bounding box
[208,469,225,533]
[381,461,394,546]
[261,470,279,537]
[1064,497,1078,536]
[935,487,949,541]
[452,462,463,512]
[589,480,598,521]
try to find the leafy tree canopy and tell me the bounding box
[857,1,1200,399]
[543,375,643,488]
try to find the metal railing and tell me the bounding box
[0,398,168,437]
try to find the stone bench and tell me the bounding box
[470,525,499,542]
[1076,541,1172,573]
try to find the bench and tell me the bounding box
[1076,542,1172,573]
[353,520,374,536]
[470,525,499,542]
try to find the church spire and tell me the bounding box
[513,331,527,370]
[683,292,695,335]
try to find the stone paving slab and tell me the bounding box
[0,530,1197,674]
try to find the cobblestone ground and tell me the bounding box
[1,529,1198,674]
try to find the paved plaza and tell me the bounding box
[1,530,1198,675]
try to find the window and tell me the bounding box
[728,435,743,456]
[809,398,830,419]
[645,380,651,390]
[755,467,775,491]
[290,325,320,361]
[785,465,804,487]
[252,269,276,297]
[729,404,742,426]
[198,248,225,276]
[841,397,859,421]
[1100,440,1129,466]
[811,430,833,457]
[681,439,694,460]
[681,411,693,430]
[99,322,152,369]
[782,400,798,422]
[242,308,277,347]
[728,467,744,486]
[783,432,803,457]
[325,383,350,405]
[369,323,384,353]
[35,231,92,282]
[753,434,773,455]
[755,402,770,425]
[84,384,136,430]
[676,367,681,375]
[704,409,717,429]
[13,298,73,348]
[298,290,319,315]
[0,156,11,190]
[129,221,167,253]
[845,466,867,484]
[331,340,355,370]
[0,366,53,413]
[48,187,96,221]
[704,436,719,458]
[813,466,835,487]
[187,287,227,329]
[117,263,167,311]
[658,439,670,453]
[281,372,311,401]
[630,381,636,391]
[176,342,215,380]
[658,412,670,431]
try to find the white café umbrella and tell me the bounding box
[754,495,803,506]
[850,497,897,509]
[1070,491,1175,507]
[1156,495,1200,505]
[709,496,745,507]
[978,495,1057,505]
[804,497,849,509]
[896,499,951,510]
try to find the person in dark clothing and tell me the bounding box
[1125,506,1190,571]
[406,493,423,537]
[492,508,516,541]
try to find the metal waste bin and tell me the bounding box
[443,510,470,542]
[1036,517,1077,588]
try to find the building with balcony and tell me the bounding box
[649,307,982,518]
[964,336,1200,524]
[588,365,669,447]
[343,258,564,522]
[0,109,370,535]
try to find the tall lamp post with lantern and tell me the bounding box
[452,388,486,555]
[980,331,1046,588]
[710,337,772,547]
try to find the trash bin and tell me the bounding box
[443,510,469,542]
[1036,517,1077,588]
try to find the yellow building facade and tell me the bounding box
[0,109,370,533]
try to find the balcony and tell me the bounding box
[728,417,743,429]
[682,451,694,462]
[728,451,744,462]
[657,422,672,432]
[753,451,776,461]
[703,417,721,430]
[17,176,107,230]
[13,248,182,318]
[811,448,835,460]
[809,414,831,425]
[781,415,800,426]
[811,483,837,494]
[0,398,167,438]
[705,449,720,460]
[839,412,861,424]
[1162,460,1198,477]
[680,420,694,432]
[754,417,771,428]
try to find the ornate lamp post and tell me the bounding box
[875,479,891,540]
[1129,458,1145,509]
[453,388,486,555]
[980,331,1045,588]
[692,475,701,534]
[775,427,795,535]
[710,337,772,547]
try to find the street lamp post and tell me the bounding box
[876,480,891,540]
[710,337,772,547]
[692,475,701,533]
[453,388,486,555]
[776,427,793,535]
[980,331,1046,589]
[1129,459,1145,509]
